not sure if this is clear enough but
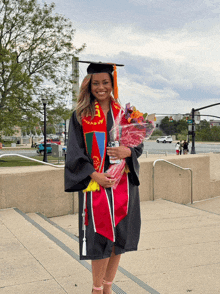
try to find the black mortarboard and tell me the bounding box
[77,61,124,74]
[77,61,124,99]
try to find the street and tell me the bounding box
[0,141,220,158]
[143,141,220,155]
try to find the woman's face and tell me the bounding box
[91,73,113,102]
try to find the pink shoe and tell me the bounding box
[92,285,103,293]
[103,280,113,293]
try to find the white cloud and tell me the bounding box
[118,78,220,119]
[71,6,220,120]
[74,22,220,66]
[75,22,220,95]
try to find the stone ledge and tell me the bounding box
[1,153,220,216]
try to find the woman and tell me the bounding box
[65,61,143,294]
[175,142,180,155]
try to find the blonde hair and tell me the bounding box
[76,73,118,124]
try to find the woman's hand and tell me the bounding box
[107,146,131,160]
[90,171,115,188]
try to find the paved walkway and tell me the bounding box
[1,198,220,294]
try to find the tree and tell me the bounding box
[177,129,188,141]
[151,129,163,137]
[0,47,33,135]
[176,119,188,134]
[160,116,177,135]
[0,0,84,134]
[210,126,220,141]
[195,120,211,141]
[47,103,72,132]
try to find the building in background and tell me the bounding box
[210,120,220,127]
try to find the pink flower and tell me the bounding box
[107,103,155,189]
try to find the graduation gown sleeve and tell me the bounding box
[65,111,95,192]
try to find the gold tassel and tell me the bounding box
[83,179,100,192]
[113,65,118,99]
[125,164,130,173]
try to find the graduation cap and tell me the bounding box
[77,61,124,99]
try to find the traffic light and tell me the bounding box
[169,116,173,122]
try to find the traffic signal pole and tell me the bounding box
[190,102,220,154]
[191,108,196,154]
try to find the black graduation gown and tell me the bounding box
[65,110,143,260]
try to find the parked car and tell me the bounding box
[34,138,61,148]
[156,136,173,143]
[48,138,61,145]
[37,143,52,155]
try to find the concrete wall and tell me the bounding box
[0,166,74,217]
[1,153,220,217]
[139,154,211,204]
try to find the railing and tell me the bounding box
[0,154,64,168]
[153,159,193,204]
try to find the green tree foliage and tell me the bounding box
[160,117,188,136]
[151,129,163,137]
[0,0,84,134]
[176,119,188,134]
[211,126,220,142]
[210,126,220,141]
[177,129,188,141]
[47,104,72,127]
[160,116,177,135]
[195,120,211,141]
[194,120,220,141]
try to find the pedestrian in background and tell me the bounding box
[183,140,189,155]
[175,142,180,155]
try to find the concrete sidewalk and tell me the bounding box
[1,198,220,294]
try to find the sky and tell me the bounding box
[40,0,220,120]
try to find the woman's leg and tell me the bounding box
[103,248,121,294]
[92,258,110,293]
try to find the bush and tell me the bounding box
[152,129,163,136]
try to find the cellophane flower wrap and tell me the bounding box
[106,103,155,189]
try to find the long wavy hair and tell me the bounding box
[76,73,117,124]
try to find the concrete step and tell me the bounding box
[0,207,160,294]
[2,199,220,293]
[27,212,154,294]
[27,212,80,257]
[0,208,93,293]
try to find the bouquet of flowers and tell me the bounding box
[107,103,155,189]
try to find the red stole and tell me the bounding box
[82,100,129,241]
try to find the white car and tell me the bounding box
[156,136,172,143]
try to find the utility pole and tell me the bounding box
[72,56,79,109]
[42,98,47,162]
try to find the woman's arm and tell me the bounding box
[106,143,144,186]
[65,112,95,192]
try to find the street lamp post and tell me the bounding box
[42,98,47,162]
[31,134,34,148]
[64,120,67,146]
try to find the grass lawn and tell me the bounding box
[0,155,65,167]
